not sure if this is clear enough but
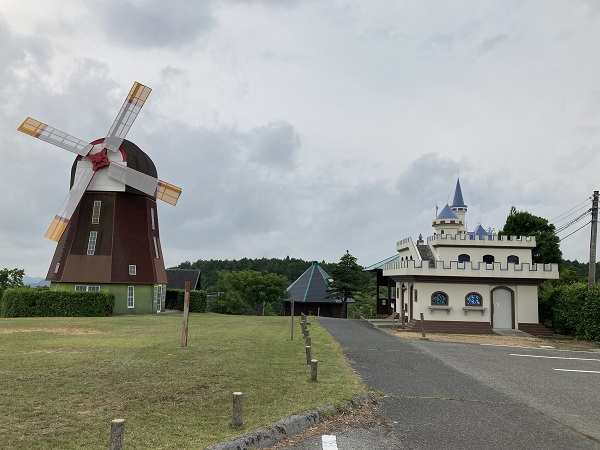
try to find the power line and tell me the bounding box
[550,196,592,223]
[554,209,592,235]
[553,203,593,226]
[558,221,591,242]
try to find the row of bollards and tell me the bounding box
[301,313,318,381]
[109,314,320,447]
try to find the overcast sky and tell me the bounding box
[2,1,600,278]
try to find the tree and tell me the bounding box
[328,251,365,318]
[219,270,290,315]
[499,206,562,264]
[0,268,25,291]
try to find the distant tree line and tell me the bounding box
[171,254,377,318]
[172,256,339,293]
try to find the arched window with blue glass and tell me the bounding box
[465,292,482,306]
[507,255,519,264]
[431,291,449,306]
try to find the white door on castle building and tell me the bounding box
[493,288,513,329]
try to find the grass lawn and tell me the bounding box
[0,313,365,449]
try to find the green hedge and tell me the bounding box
[548,282,600,341]
[168,289,207,313]
[0,288,114,317]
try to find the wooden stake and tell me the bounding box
[110,419,125,450]
[232,392,243,427]
[305,336,311,347]
[182,281,190,347]
[305,345,312,365]
[310,359,318,381]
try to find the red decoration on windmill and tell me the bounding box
[18,82,182,304]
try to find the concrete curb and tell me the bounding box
[206,393,377,450]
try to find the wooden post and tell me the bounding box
[110,419,125,450]
[401,307,405,330]
[305,345,312,365]
[589,191,598,290]
[419,312,426,338]
[290,299,295,340]
[181,281,190,348]
[310,359,318,381]
[232,392,243,427]
[305,336,311,347]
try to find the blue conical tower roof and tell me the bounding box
[436,204,459,220]
[451,178,466,208]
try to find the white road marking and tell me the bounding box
[510,353,600,362]
[322,434,338,450]
[481,344,540,349]
[482,344,600,354]
[554,369,600,374]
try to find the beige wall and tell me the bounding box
[395,280,540,325]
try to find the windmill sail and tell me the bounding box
[44,169,95,242]
[106,163,182,205]
[103,82,152,153]
[18,117,92,156]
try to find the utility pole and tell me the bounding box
[588,191,599,291]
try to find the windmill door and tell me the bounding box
[154,285,163,313]
[492,288,513,329]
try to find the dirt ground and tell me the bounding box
[384,328,600,351]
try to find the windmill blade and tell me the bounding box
[45,169,95,242]
[18,117,92,156]
[103,81,152,153]
[106,164,182,205]
[156,180,182,206]
[106,163,158,197]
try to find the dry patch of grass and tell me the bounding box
[0,327,105,335]
[265,402,386,450]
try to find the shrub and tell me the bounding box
[0,289,114,317]
[175,290,208,313]
[552,283,586,336]
[580,286,600,341]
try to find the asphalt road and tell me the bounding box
[288,318,600,450]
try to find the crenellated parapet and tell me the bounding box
[427,234,536,248]
[383,259,558,280]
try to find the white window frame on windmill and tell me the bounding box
[153,236,160,258]
[91,200,101,224]
[54,262,60,274]
[87,231,98,255]
[151,208,155,230]
[75,285,100,292]
[129,265,137,275]
[127,286,135,308]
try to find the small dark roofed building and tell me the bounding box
[166,269,201,290]
[283,261,353,318]
[165,269,201,309]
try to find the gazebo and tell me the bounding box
[283,261,353,318]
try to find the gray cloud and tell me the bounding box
[101,0,216,48]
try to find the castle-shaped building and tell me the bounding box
[366,178,559,335]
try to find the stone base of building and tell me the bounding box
[518,322,554,337]
[404,319,494,334]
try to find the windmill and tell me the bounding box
[18,81,182,314]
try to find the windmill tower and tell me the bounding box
[18,82,182,314]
